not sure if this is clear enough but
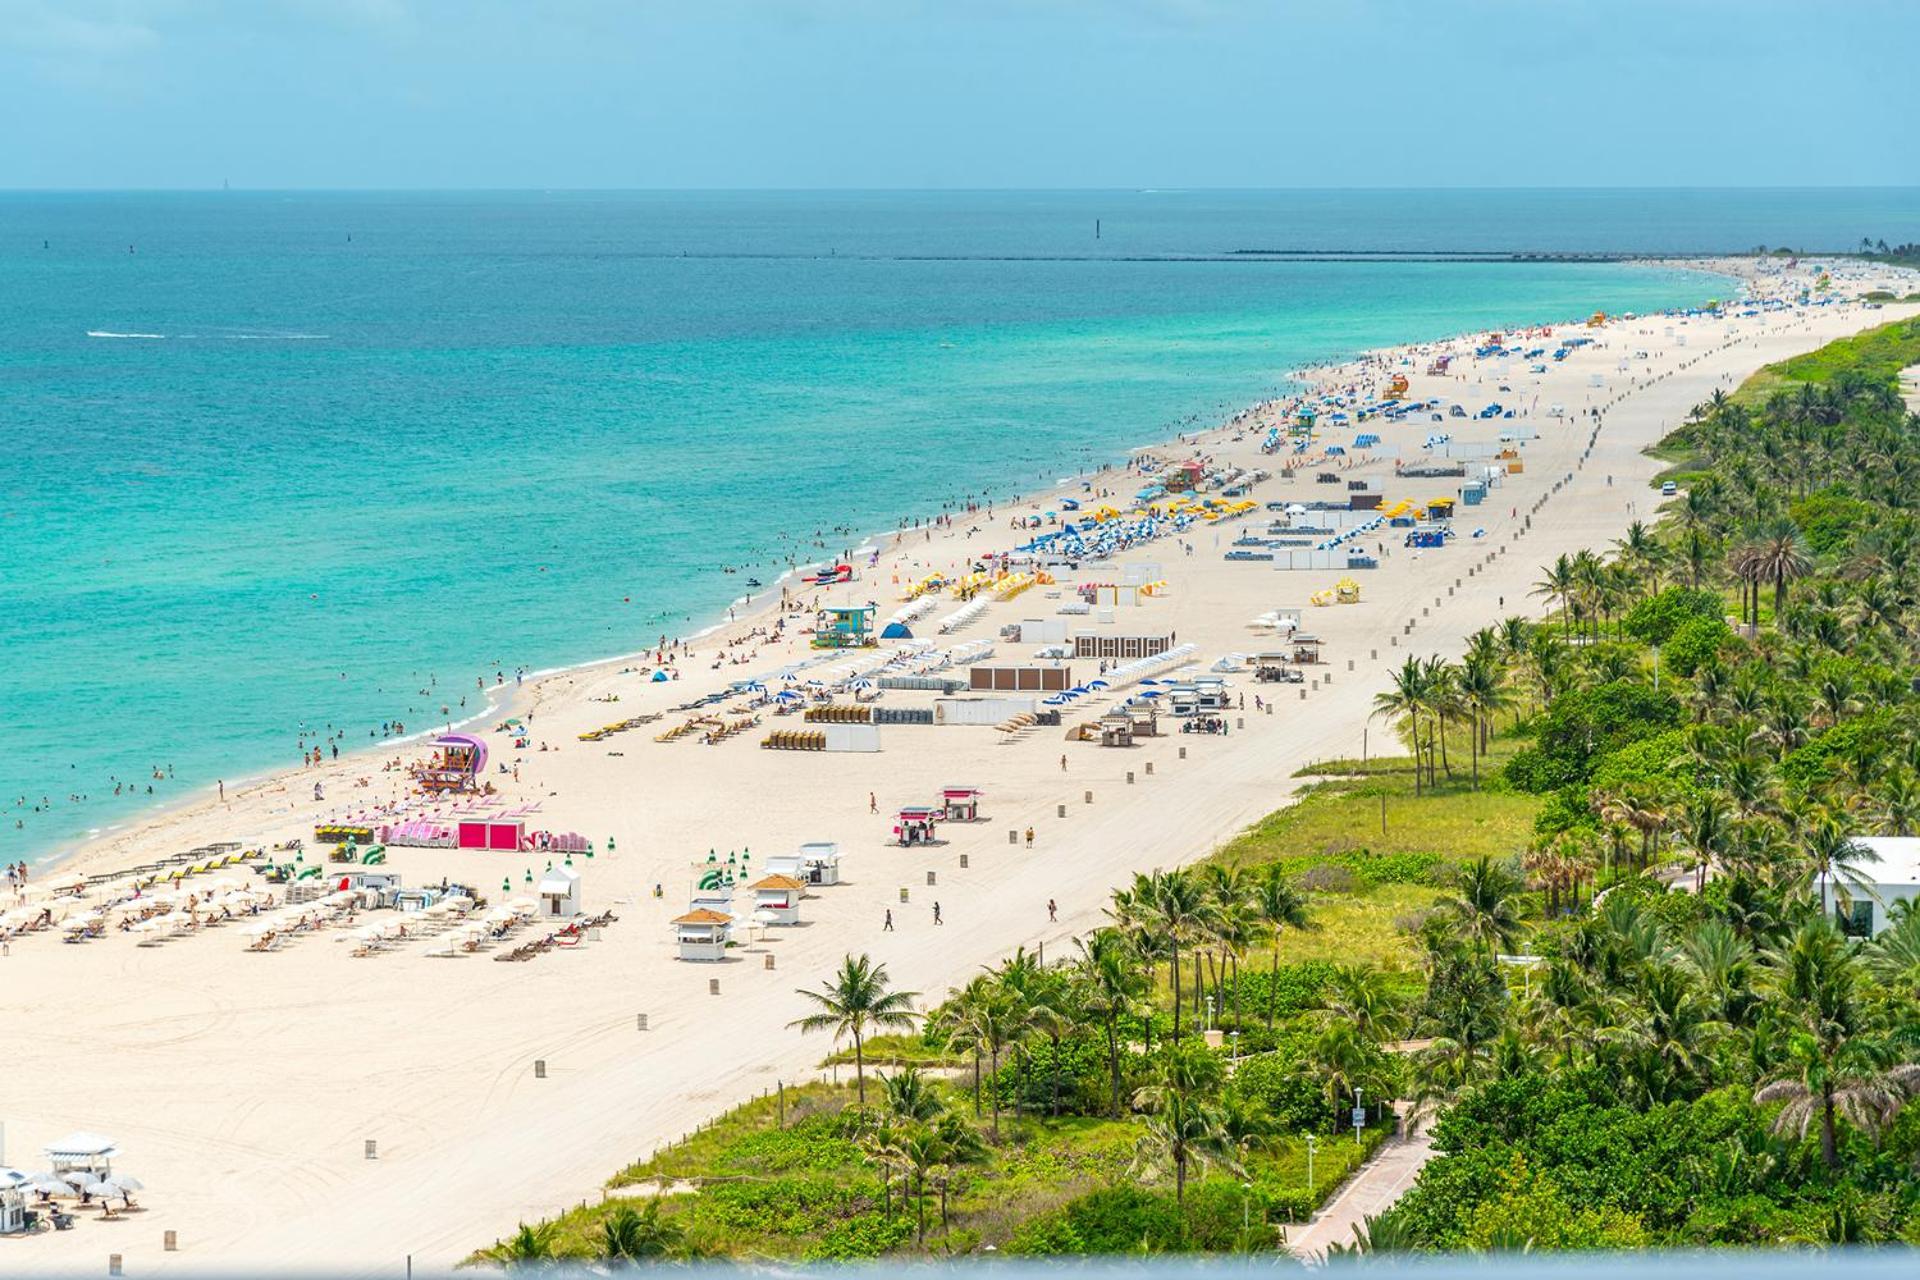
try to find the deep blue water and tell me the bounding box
[6,188,1914,861]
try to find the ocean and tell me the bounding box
[5,188,1914,862]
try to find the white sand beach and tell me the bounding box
[3,256,1916,1275]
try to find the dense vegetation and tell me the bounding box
[472,319,1920,1266]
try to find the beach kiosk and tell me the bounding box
[796,842,843,885]
[671,908,731,962]
[812,605,877,650]
[942,787,984,823]
[893,806,940,847]
[747,874,805,925]
[418,733,487,794]
[537,864,582,918]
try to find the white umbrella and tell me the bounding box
[98,1176,143,1199]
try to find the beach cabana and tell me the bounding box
[537,865,582,918]
[747,874,805,925]
[671,909,731,961]
[893,806,940,847]
[43,1133,118,1179]
[457,818,526,851]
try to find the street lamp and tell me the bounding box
[1304,1132,1318,1196]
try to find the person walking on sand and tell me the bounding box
[932,902,942,926]
[218,779,225,803]
[1025,827,1035,849]
[883,908,894,932]
[1047,897,1057,922]
[1060,754,1067,772]
[869,791,877,814]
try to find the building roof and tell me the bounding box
[748,874,807,891]
[671,909,732,926]
[44,1132,119,1159]
[1848,837,1920,886]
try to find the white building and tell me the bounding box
[537,865,582,918]
[1835,837,1920,936]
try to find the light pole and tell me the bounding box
[1304,1132,1318,1196]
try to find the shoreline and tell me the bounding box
[24,257,1737,879]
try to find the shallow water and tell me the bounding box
[12,187,1892,861]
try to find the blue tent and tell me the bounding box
[880,622,913,639]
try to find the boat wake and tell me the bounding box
[87,330,165,339]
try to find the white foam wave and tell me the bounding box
[87,330,165,339]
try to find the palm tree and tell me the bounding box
[1322,963,1406,1046]
[1534,553,1578,638]
[1800,817,1880,918]
[1373,657,1434,793]
[1074,930,1148,1117]
[879,1065,944,1123]
[790,953,919,1107]
[600,1201,685,1262]
[1131,1048,1242,1217]
[1439,857,1526,958]
[1751,516,1815,623]
[1250,866,1312,1027]
[934,975,1022,1139]
[483,1222,562,1267]
[1756,920,1920,1169]
[1144,869,1218,1043]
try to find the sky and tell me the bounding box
[2,0,1915,190]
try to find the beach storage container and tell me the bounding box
[878,675,967,694]
[872,707,934,726]
[935,697,1037,726]
[822,723,882,752]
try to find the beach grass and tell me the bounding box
[1214,743,1538,873]
[1733,313,1920,402]
[479,1076,1383,1262]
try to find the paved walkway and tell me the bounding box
[1284,1115,1435,1258]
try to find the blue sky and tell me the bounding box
[2,0,1914,189]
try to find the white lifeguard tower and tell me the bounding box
[537,865,582,918]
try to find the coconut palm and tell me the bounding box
[1756,920,1920,1169]
[1250,866,1313,1028]
[789,953,919,1107]
[483,1221,562,1267]
[600,1200,685,1262]
[1131,1048,1242,1216]
[1439,857,1526,958]
[1073,930,1148,1117]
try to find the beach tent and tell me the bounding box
[652,669,671,682]
[880,622,914,639]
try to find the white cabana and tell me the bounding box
[536,865,582,918]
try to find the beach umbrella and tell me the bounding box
[102,1176,143,1194]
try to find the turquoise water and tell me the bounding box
[6,188,1848,861]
